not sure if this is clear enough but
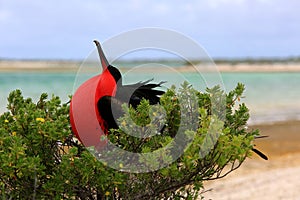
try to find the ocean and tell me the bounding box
[1,70,300,125]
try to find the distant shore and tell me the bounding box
[0,60,81,72]
[2,60,300,72]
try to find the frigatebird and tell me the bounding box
[94,40,268,160]
[70,40,267,160]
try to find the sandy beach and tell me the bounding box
[203,120,300,200]
[0,60,80,72]
[2,60,300,72]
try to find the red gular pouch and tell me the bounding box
[70,41,116,150]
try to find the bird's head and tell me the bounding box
[94,40,122,85]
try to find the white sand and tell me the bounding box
[2,60,300,72]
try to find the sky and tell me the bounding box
[1,0,300,60]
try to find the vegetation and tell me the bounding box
[0,83,260,199]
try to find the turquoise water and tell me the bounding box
[1,71,300,124]
[221,72,300,124]
[0,72,76,109]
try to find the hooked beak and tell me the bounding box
[94,40,109,70]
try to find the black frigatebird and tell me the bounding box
[95,41,269,160]
[69,41,165,149]
[70,40,268,160]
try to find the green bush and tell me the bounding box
[0,83,259,199]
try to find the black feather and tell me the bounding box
[116,79,165,109]
[252,148,268,160]
[97,96,124,130]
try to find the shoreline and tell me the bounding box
[2,60,300,72]
[0,60,80,72]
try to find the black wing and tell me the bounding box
[97,96,124,130]
[252,136,268,160]
[117,79,165,108]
